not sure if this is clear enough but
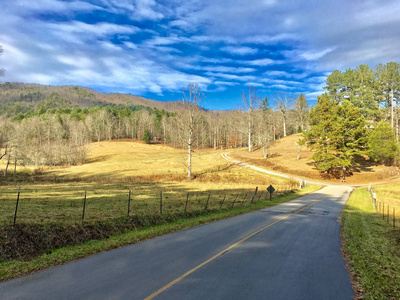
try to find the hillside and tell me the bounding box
[230,134,400,184]
[0,82,182,114]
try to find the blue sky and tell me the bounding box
[1,0,400,110]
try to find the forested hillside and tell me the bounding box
[0,83,303,167]
[0,82,181,117]
[0,61,399,177]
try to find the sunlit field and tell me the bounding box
[372,183,400,221]
[0,140,296,225]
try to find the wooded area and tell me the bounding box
[0,61,399,178]
[0,83,304,168]
[303,62,400,176]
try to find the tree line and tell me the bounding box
[303,62,400,178]
[0,86,307,168]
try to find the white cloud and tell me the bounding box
[205,72,256,82]
[245,58,276,66]
[245,82,265,87]
[220,46,258,55]
[2,0,103,14]
[264,70,307,79]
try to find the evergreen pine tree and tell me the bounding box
[303,94,367,175]
[368,121,398,165]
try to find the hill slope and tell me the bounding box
[0,82,182,113]
[230,134,399,184]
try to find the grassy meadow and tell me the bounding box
[0,141,296,226]
[341,185,400,299]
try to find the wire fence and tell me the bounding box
[368,184,399,229]
[3,183,302,226]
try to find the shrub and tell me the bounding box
[368,121,399,165]
[142,129,151,144]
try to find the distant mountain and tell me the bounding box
[0,82,182,111]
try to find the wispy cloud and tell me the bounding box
[1,0,400,109]
[220,46,258,56]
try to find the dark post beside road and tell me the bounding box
[184,193,189,213]
[13,186,21,226]
[160,192,163,214]
[82,190,87,221]
[127,190,131,217]
[219,194,226,210]
[250,187,258,203]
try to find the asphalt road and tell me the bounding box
[0,185,354,300]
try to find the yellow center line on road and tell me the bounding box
[144,196,328,300]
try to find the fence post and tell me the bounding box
[394,208,396,229]
[383,202,385,219]
[204,195,210,211]
[387,204,390,224]
[250,187,258,203]
[184,193,189,213]
[160,191,163,214]
[241,194,248,205]
[82,190,87,221]
[232,194,239,207]
[257,191,263,202]
[13,186,21,226]
[127,190,131,217]
[219,194,226,209]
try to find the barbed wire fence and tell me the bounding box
[368,184,398,229]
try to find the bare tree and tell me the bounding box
[274,93,294,137]
[241,86,261,151]
[178,83,205,180]
[294,94,309,131]
[0,145,7,161]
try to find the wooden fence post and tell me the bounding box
[383,202,385,219]
[219,194,226,209]
[393,208,396,229]
[82,190,87,221]
[204,195,210,211]
[184,193,189,213]
[257,191,263,202]
[160,191,163,214]
[241,194,248,205]
[232,194,239,207]
[250,187,258,203]
[387,204,390,224]
[127,190,131,217]
[13,186,21,226]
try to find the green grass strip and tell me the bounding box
[0,185,319,282]
[341,187,400,299]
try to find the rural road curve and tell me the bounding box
[0,185,354,299]
[221,152,336,186]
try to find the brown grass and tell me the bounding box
[230,134,400,184]
[0,140,293,225]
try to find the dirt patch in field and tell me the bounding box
[230,134,399,184]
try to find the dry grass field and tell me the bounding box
[230,134,400,184]
[372,183,400,221]
[0,140,295,225]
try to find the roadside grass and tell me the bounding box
[0,185,319,281]
[341,187,400,299]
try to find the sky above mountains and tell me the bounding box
[1,0,400,110]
